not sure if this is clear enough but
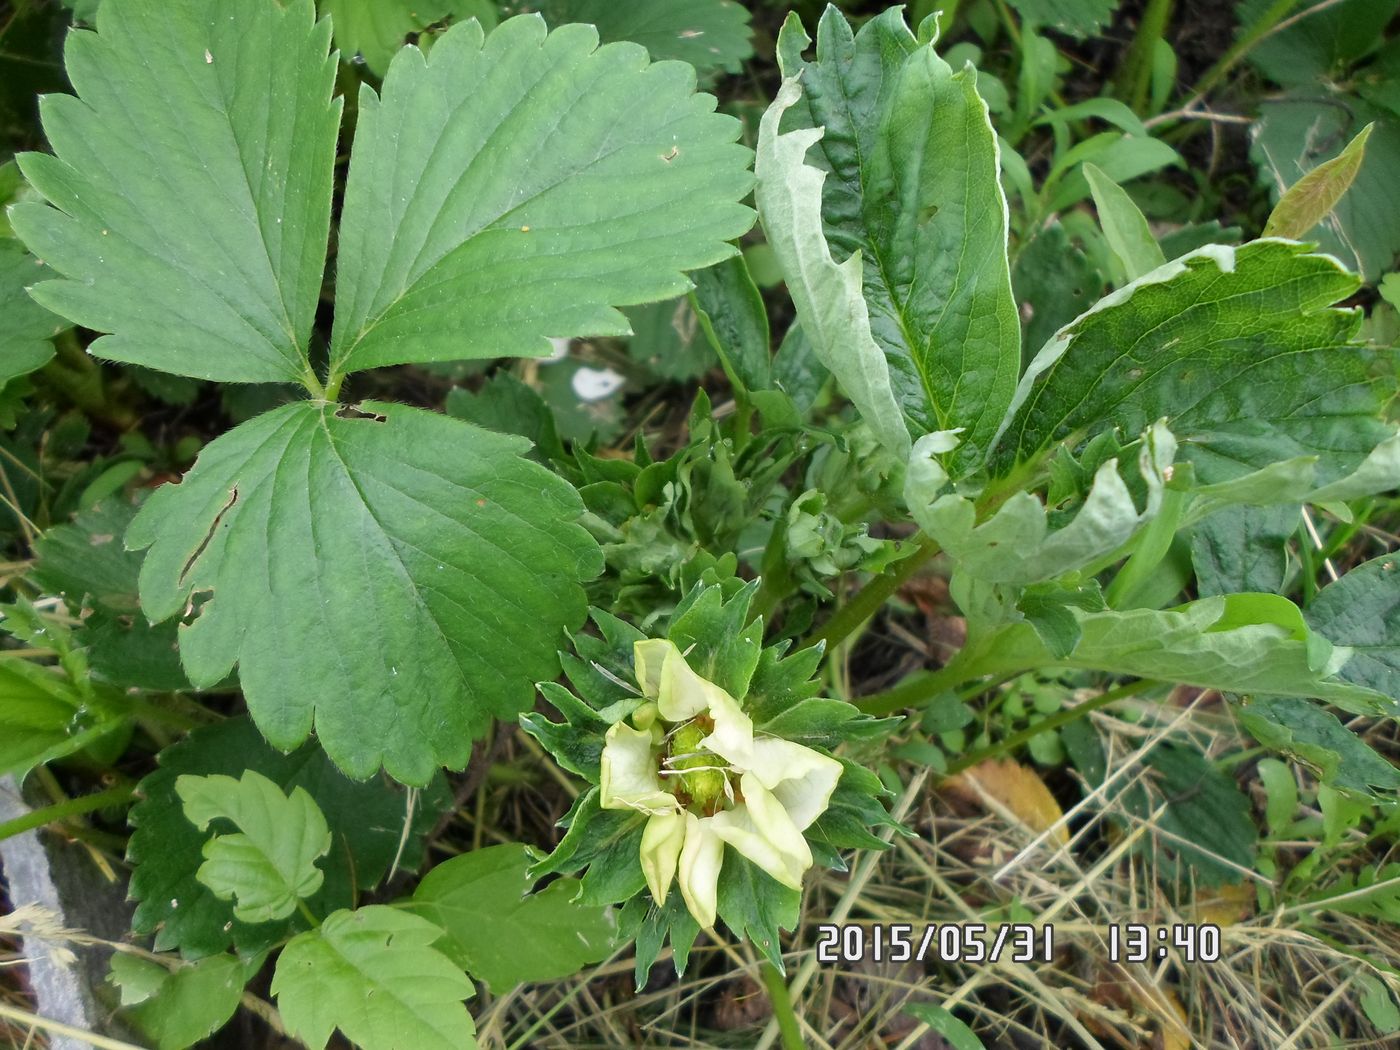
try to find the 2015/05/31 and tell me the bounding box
[815,923,1053,965]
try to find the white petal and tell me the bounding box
[697,683,756,768]
[747,738,843,830]
[710,776,811,889]
[633,639,674,699]
[656,643,721,722]
[678,813,724,930]
[640,811,686,904]
[599,722,676,815]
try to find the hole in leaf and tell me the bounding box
[335,404,388,423]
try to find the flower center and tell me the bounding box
[660,717,731,814]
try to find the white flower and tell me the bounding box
[598,638,843,929]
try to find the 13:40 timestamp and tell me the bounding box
[1108,923,1221,963]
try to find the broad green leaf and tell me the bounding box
[1237,696,1400,797]
[768,9,1020,470]
[906,422,1176,586]
[753,74,908,460]
[1190,505,1297,597]
[126,400,602,784]
[176,770,331,924]
[1046,133,1181,213]
[1242,0,1398,89]
[444,371,565,463]
[1306,553,1400,704]
[109,953,246,1050]
[1083,162,1165,281]
[1005,0,1120,36]
[1252,93,1400,281]
[410,843,616,990]
[994,241,1382,473]
[12,0,340,385]
[537,0,754,74]
[0,241,64,386]
[1121,744,1257,886]
[328,14,753,378]
[273,906,476,1050]
[128,717,444,957]
[1263,123,1374,239]
[963,594,1393,714]
[1011,223,1102,360]
[691,254,771,393]
[321,0,497,76]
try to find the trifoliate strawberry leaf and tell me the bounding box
[995,241,1387,474]
[176,770,332,924]
[410,843,616,990]
[128,717,445,958]
[126,400,602,784]
[12,0,340,385]
[0,240,64,386]
[536,0,755,75]
[328,14,753,378]
[768,9,1021,473]
[272,906,476,1050]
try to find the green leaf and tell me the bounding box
[444,371,565,463]
[1122,744,1257,886]
[273,906,476,1050]
[691,253,771,393]
[0,240,64,386]
[768,9,1020,470]
[126,400,602,784]
[1242,0,1398,88]
[1306,553,1400,704]
[537,0,754,74]
[1263,123,1374,239]
[624,296,710,381]
[109,953,246,1050]
[904,1004,986,1050]
[970,594,1394,714]
[995,241,1380,473]
[716,853,799,972]
[0,657,121,777]
[128,716,443,957]
[327,14,753,379]
[12,0,339,386]
[907,422,1177,586]
[1083,162,1165,281]
[176,770,331,924]
[1011,222,1103,360]
[1237,696,1400,798]
[1190,505,1297,597]
[410,843,616,990]
[1005,0,1120,37]
[753,74,908,460]
[320,0,496,76]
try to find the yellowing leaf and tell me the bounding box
[1263,123,1373,240]
[947,759,1069,845]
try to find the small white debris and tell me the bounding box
[543,337,570,363]
[571,366,625,402]
[204,49,213,64]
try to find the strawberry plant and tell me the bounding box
[1,1,1398,1048]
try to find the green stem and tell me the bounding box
[945,679,1154,775]
[1119,0,1174,113]
[760,961,806,1050]
[804,537,941,651]
[295,897,320,929]
[0,782,135,843]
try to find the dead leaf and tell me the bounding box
[945,759,1070,845]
